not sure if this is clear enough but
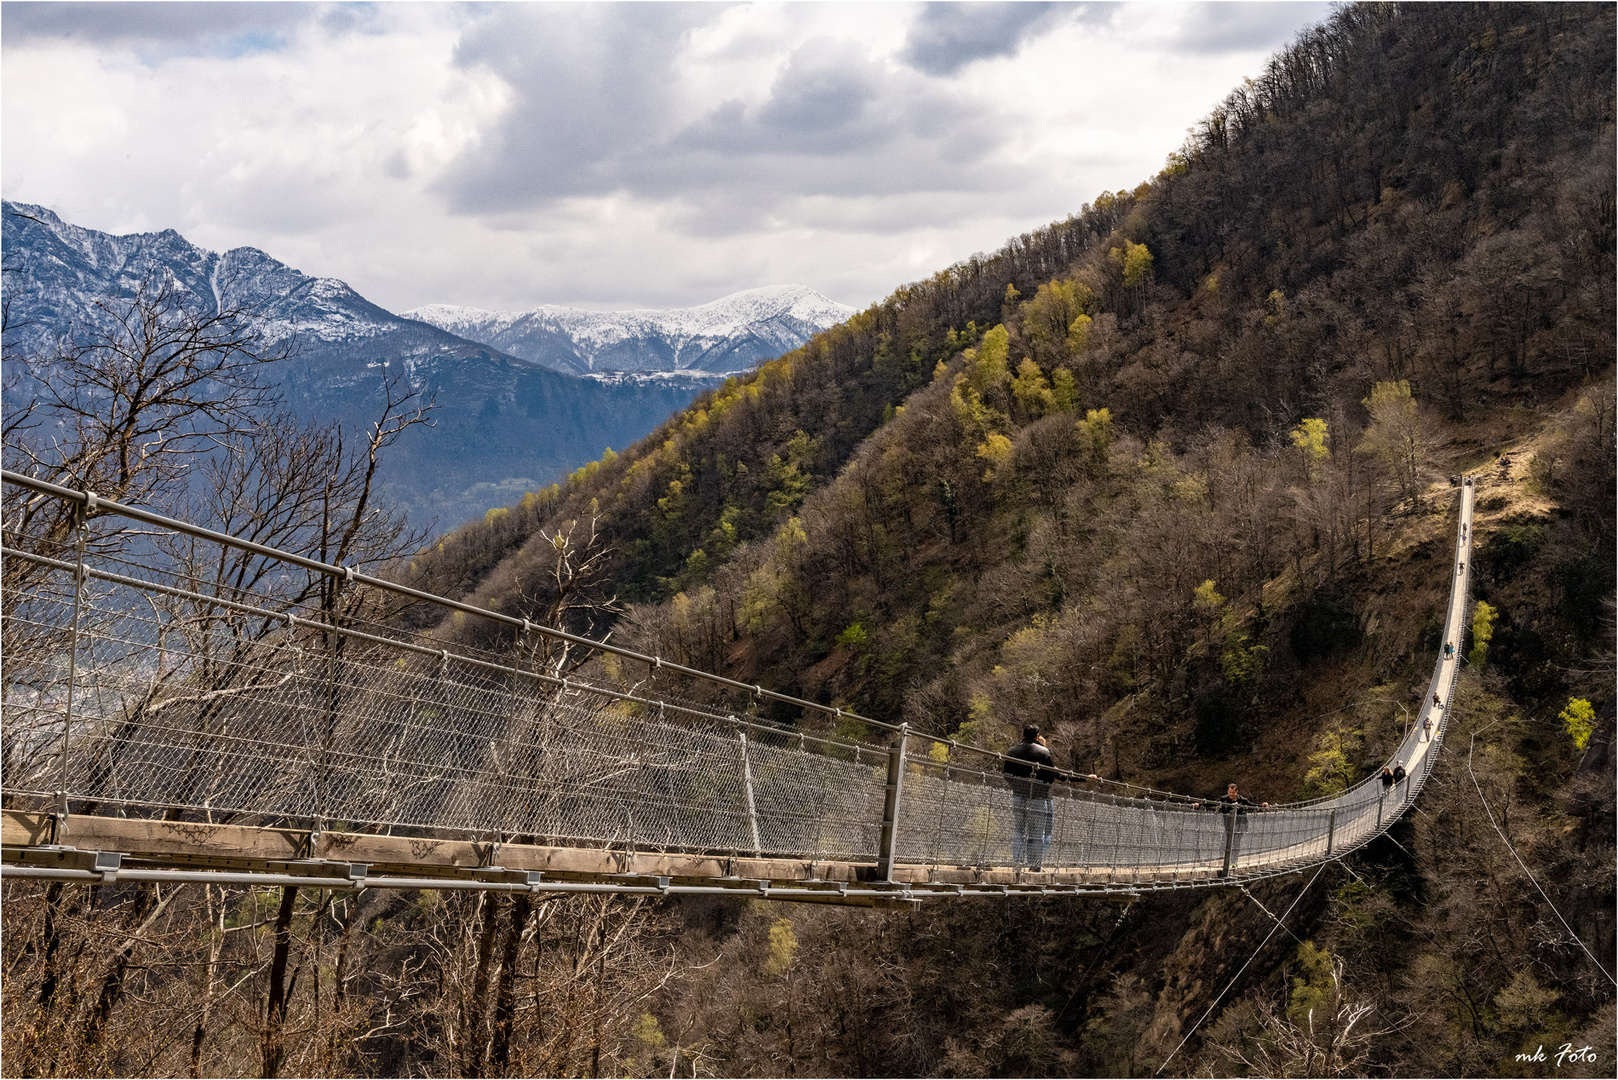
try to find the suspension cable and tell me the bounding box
[1467,719,1616,987]
[1238,883,1306,947]
[1155,864,1324,1076]
[0,470,1128,792]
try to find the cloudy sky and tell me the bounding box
[2,1,1331,313]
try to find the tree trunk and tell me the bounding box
[191,884,227,1078]
[460,892,503,1078]
[82,881,158,1053]
[260,885,299,1078]
[489,892,533,1074]
[15,882,69,1077]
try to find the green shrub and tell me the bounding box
[1560,698,1596,751]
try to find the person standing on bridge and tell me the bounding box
[1192,783,1268,812]
[1193,782,1268,813]
[1193,783,1267,873]
[1003,726,1057,871]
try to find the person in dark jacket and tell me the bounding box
[1380,766,1396,790]
[1004,725,1057,870]
[1193,783,1268,812]
[1193,783,1268,874]
[1392,761,1407,794]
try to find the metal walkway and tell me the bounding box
[1,470,1476,905]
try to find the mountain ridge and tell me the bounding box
[2,200,407,349]
[0,202,716,528]
[404,284,856,377]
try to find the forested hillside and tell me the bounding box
[5,5,1612,1077]
[404,3,1616,1073]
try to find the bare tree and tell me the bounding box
[510,512,622,678]
[4,257,439,1078]
[3,269,288,589]
[1211,960,1411,1078]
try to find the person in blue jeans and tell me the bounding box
[1004,725,1057,870]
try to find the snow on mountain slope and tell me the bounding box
[404,285,856,377]
[2,201,404,351]
[5,200,850,384]
[1,201,718,529]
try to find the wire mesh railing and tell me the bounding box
[1,471,1475,886]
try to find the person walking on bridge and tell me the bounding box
[1004,726,1057,871]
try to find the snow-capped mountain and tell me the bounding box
[1,201,410,354]
[404,285,855,378]
[0,201,710,529]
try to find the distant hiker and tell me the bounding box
[1444,642,1454,658]
[1380,766,1396,790]
[1004,725,1057,871]
[1422,717,1433,742]
[1458,561,1466,575]
[1433,692,1443,709]
[1393,762,1407,787]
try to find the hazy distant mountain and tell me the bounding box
[404,285,855,378]
[0,201,709,529]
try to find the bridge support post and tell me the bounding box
[876,724,909,881]
[54,500,90,843]
[1325,809,1337,858]
[1219,810,1237,878]
[737,727,762,857]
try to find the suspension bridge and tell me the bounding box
[2,469,1476,907]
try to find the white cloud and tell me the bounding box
[1,1,1331,312]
